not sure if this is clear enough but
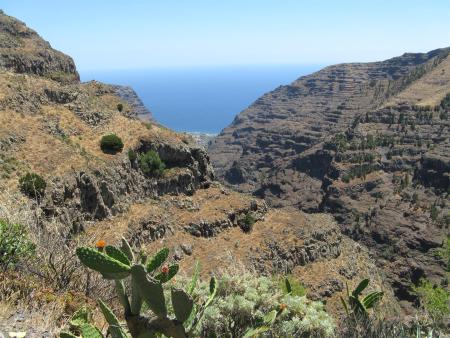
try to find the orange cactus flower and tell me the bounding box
[161,265,169,274]
[96,240,106,250]
[279,303,287,311]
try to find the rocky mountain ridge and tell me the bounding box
[209,47,450,308]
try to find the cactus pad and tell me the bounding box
[98,299,128,338]
[155,264,179,283]
[76,247,131,280]
[146,247,169,273]
[105,245,131,266]
[171,288,194,323]
[131,264,167,317]
[120,237,134,262]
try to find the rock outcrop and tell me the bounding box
[111,85,153,121]
[0,10,79,83]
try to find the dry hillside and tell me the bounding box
[0,10,401,337]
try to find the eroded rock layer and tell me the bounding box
[209,48,450,306]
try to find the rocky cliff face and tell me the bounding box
[209,48,450,307]
[111,85,153,121]
[0,10,79,83]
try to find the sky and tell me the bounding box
[1,0,449,71]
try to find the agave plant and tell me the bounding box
[340,278,384,319]
[60,238,217,338]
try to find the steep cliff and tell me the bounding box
[209,48,450,306]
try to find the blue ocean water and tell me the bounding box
[80,65,322,133]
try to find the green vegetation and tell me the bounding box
[440,93,450,110]
[117,103,124,112]
[0,219,35,271]
[65,241,218,338]
[280,275,307,297]
[413,279,450,324]
[438,236,450,272]
[430,203,439,222]
[100,133,124,154]
[239,212,256,233]
[127,149,137,162]
[190,272,334,337]
[138,150,165,177]
[340,278,383,319]
[65,241,335,337]
[19,172,46,198]
[0,154,19,179]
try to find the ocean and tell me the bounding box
[80,65,322,134]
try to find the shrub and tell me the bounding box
[138,150,165,177]
[188,272,334,337]
[430,203,439,222]
[239,213,256,233]
[67,241,334,338]
[413,279,450,323]
[440,93,450,110]
[117,103,123,112]
[128,149,137,162]
[0,219,35,271]
[438,236,450,272]
[19,172,46,198]
[100,134,124,154]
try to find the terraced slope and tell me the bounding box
[209,48,450,307]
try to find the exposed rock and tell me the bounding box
[180,243,193,255]
[111,85,153,121]
[39,141,214,233]
[209,47,450,307]
[0,10,79,83]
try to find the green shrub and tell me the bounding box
[100,134,124,154]
[439,236,450,272]
[19,172,46,198]
[117,103,123,112]
[128,149,137,162]
[239,213,256,233]
[342,174,351,183]
[0,219,35,271]
[413,279,450,323]
[186,272,334,337]
[430,203,439,222]
[138,150,165,177]
[440,93,450,110]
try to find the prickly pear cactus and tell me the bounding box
[76,247,131,280]
[66,239,218,338]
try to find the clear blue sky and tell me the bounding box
[1,0,449,71]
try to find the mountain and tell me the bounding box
[209,48,450,304]
[0,11,397,336]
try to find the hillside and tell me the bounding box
[0,11,402,337]
[209,48,450,307]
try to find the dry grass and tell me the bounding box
[386,54,450,107]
